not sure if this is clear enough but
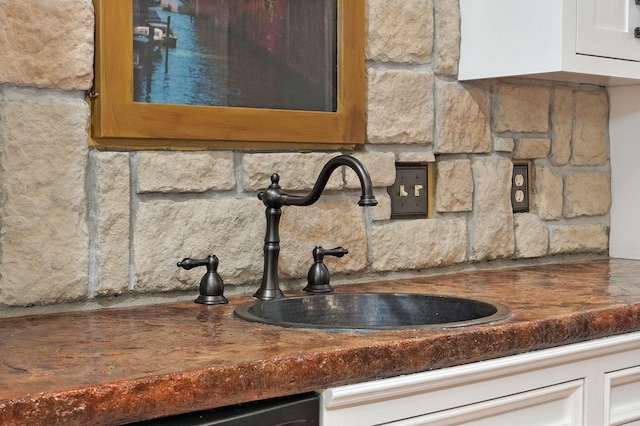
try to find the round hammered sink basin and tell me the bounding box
[233,293,511,331]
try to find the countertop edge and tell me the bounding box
[4,305,640,425]
[3,258,640,425]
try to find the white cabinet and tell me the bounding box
[320,332,640,426]
[459,0,640,85]
[576,0,640,63]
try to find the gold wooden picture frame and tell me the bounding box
[90,0,365,150]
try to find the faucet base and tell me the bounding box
[253,287,285,300]
[303,284,333,293]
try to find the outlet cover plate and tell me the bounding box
[512,163,530,213]
[388,163,428,219]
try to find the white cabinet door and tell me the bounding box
[605,365,640,425]
[576,0,640,62]
[386,380,584,426]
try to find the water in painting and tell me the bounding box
[132,0,337,111]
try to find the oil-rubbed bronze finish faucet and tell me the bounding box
[255,155,378,300]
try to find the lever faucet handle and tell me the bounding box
[177,257,209,270]
[319,246,349,259]
[177,255,228,305]
[304,246,349,294]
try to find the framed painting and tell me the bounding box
[90,0,365,149]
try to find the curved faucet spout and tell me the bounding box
[254,155,378,300]
[281,155,378,207]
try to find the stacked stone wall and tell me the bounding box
[0,0,609,307]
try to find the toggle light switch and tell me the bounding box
[388,163,429,219]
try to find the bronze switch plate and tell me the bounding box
[388,163,428,219]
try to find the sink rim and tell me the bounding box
[233,292,511,331]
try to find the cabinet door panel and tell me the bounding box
[385,380,584,426]
[606,366,640,426]
[576,0,640,62]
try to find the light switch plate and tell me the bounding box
[388,163,428,219]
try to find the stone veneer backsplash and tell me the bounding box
[0,0,610,307]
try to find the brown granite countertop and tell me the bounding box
[2,259,640,425]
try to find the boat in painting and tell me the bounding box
[146,20,178,48]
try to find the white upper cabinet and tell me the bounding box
[577,0,640,62]
[459,0,640,85]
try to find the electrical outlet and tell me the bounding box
[511,163,530,213]
[388,163,428,219]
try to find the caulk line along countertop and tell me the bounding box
[1,259,640,425]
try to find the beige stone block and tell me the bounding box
[0,0,94,90]
[436,159,473,212]
[436,81,491,154]
[134,199,265,292]
[279,199,371,279]
[398,151,436,163]
[470,156,515,260]
[571,90,608,166]
[345,151,396,189]
[564,172,611,218]
[494,85,550,133]
[434,0,460,76]
[366,0,432,63]
[372,191,391,221]
[0,90,89,305]
[549,223,608,254]
[494,137,514,153]
[91,151,131,296]
[367,68,434,144]
[243,153,342,192]
[533,165,563,221]
[550,87,573,166]
[371,218,467,271]
[138,151,235,193]
[514,213,548,258]
[514,138,551,160]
